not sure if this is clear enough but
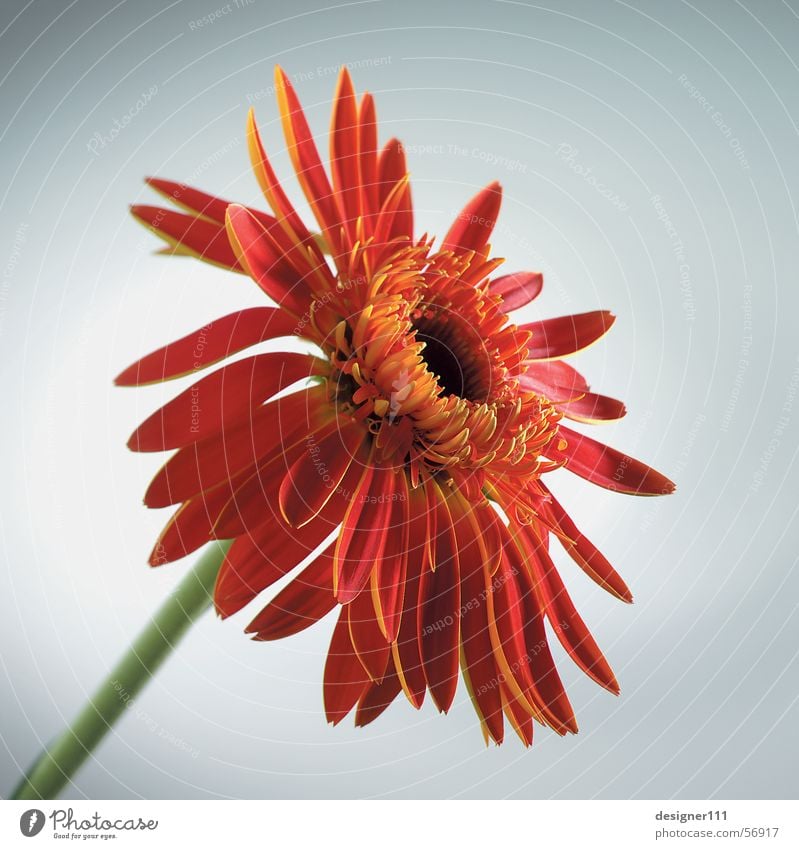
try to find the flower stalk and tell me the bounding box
[12,541,230,800]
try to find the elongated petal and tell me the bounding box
[459,522,504,744]
[279,418,367,529]
[333,464,397,603]
[517,523,619,693]
[274,67,343,255]
[348,585,391,682]
[558,391,627,423]
[490,271,543,313]
[116,308,298,387]
[419,485,461,712]
[226,204,313,316]
[246,543,336,639]
[377,138,412,240]
[442,181,502,253]
[144,388,327,507]
[523,311,615,360]
[391,485,428,709]
[214,509,338,618]
[371,472,409,642]
[145,177,233,224]
[355,658,403,727]
[128,353,320,452]
[548,425,676,496]
[131,205,242,271]
[330,68,360,242]
[539,486,632,602]
[519,360,589,399]
[324,610,371,724]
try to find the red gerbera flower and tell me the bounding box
[121,66,674,746]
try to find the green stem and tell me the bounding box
[12,541,231,800]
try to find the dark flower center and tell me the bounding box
[413,312,493,404]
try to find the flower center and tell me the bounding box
[413,310,493,404]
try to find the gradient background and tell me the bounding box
[1,0,798,800]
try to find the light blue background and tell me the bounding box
[1,0,797,799]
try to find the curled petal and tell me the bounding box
[523,310,615,360]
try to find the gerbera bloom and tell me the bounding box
[120,66,674,746]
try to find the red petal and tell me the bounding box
[538,486,632,602]
[333,464,397,603]
[279,418,367,529]
[214,512,338,618]
[324,609,371,724]
[274,67,343,256]
[145,177,233,224]
[246,543,336,639]
[347,585,391,683]
[358,93,379,223]
[392,484,428,709]
[115,308,297,387]
[131,205,241,271]
[226,204,312,316]
[377,138,412,240]
[548,425,676,496]
[330,68,360,243]
[144,387,327,508]
[418,484,461,713]
[148,483,243,566]
[558,391,627,423]
[355,658,403,727]
[441,181,502,253]
[519,360,589,399]
[128,353,320,452]
[371,472,409,642]
[523,311,615,360]
[459,517,504,744]
[517,524,619,693]
[490,271,543,313]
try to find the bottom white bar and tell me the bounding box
[0,799,794,847]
